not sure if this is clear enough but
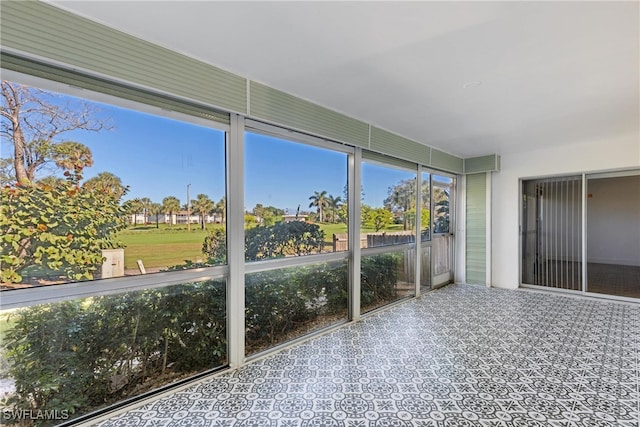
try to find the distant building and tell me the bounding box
[282,214,308,223]
[132,211,221,225]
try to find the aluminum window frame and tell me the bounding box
[1,71,231,309]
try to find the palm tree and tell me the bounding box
[162,196,180,226]
[309,190,329,223]
[192,194,215,230]
[122,198,143,225]
[83,171,126,199]
[328,194,343,223]
[148,202,163,228]
[51,141,94,172]
[216,196,226,224]
[139,197,152,224]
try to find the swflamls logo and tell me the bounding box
[2,409,70,421]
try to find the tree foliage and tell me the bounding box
[192,193,214,230]
[364,207,394,232]
[244,221,325,260]
[0,172,128,285]
[308,190,329,223]
[161,196,181,226]
[252,203,284,226]
[83,172,127,200]
[1,81,107,185]
[384,178,416,230]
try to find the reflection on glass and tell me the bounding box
[361,162,417,248]
[1,80,226,291]
[245,133,349,260]
[245,260,348,355]
[0,279,227,423]
[361,250,416,313]
[433,175,452,234]
[421,245,432,289]
[421,172,431,241]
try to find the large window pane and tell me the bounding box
[433,175,453,234]
[1,81,226,290]
[361,250,416,313]
[245,261,348,355]
[0,279,227,423]
[421,171,431,241]
[361,162,417,247]
[245,132,348,260]
[421,244,432,290]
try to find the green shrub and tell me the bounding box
[0,178,127,285]
[2,253,400,423]
[1,280,226,425]
[361,253,400,308]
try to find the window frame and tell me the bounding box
[1,71,230,307]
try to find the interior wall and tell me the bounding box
[491,133,640,289]
[587,175,640,266]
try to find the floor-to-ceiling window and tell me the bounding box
[420,169,432,290]
[360,154,417,313]
[0,78,229,423]
[0,74,462,425]
[432,174,455,287]
[243,127,351,355]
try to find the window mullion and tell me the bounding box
[227,114,246,368]
[349,148,362,321]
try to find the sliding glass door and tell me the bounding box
[521,170,639,299]
[586,173,640,298]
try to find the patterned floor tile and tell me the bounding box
[95,285,639,427]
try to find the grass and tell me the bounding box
[118,224,218,271]
[117,222,410,271]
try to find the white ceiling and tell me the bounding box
[49,1,639,158]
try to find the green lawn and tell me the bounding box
[118,222,409,271]
[118,225,218,270]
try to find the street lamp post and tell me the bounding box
[187,183,191,231]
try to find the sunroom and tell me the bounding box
[0,1,638,426]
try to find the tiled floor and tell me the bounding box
[588,263,640,299]
[95,284,640,427]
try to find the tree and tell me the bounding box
[365,208,394,232]
[139,197,152,224]
[192,194,214,230]
[148,202,163,229]
[309,190,329,223]
[327,194,343,223]
[384,178,417,230]
[253,204,284,226]
[1,80,107,185]
[433,187,450,234]
[50,141,93,172]
[0,170,128,284]
[122,198,143,225]
[83,171,127,199]
[216,196,226,224]
[162,196,181,226]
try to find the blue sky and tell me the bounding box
[3,84,450,213]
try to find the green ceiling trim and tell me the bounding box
[1,1,247,114]
[249,81,369,147]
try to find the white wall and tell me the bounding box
[491,133,640,289]
[587,175,640,266]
